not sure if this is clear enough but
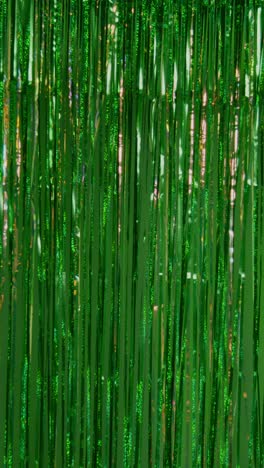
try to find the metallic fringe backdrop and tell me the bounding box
[0,0,264,466]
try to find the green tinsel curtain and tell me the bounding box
[1,0,264,466]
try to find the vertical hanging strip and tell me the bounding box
[0,0,264,466]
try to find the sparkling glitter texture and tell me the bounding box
[0,1,264,466]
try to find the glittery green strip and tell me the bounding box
[0,1,264,466]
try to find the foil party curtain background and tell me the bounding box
[0,0,264,466]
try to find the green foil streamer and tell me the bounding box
[0,1,264,466]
